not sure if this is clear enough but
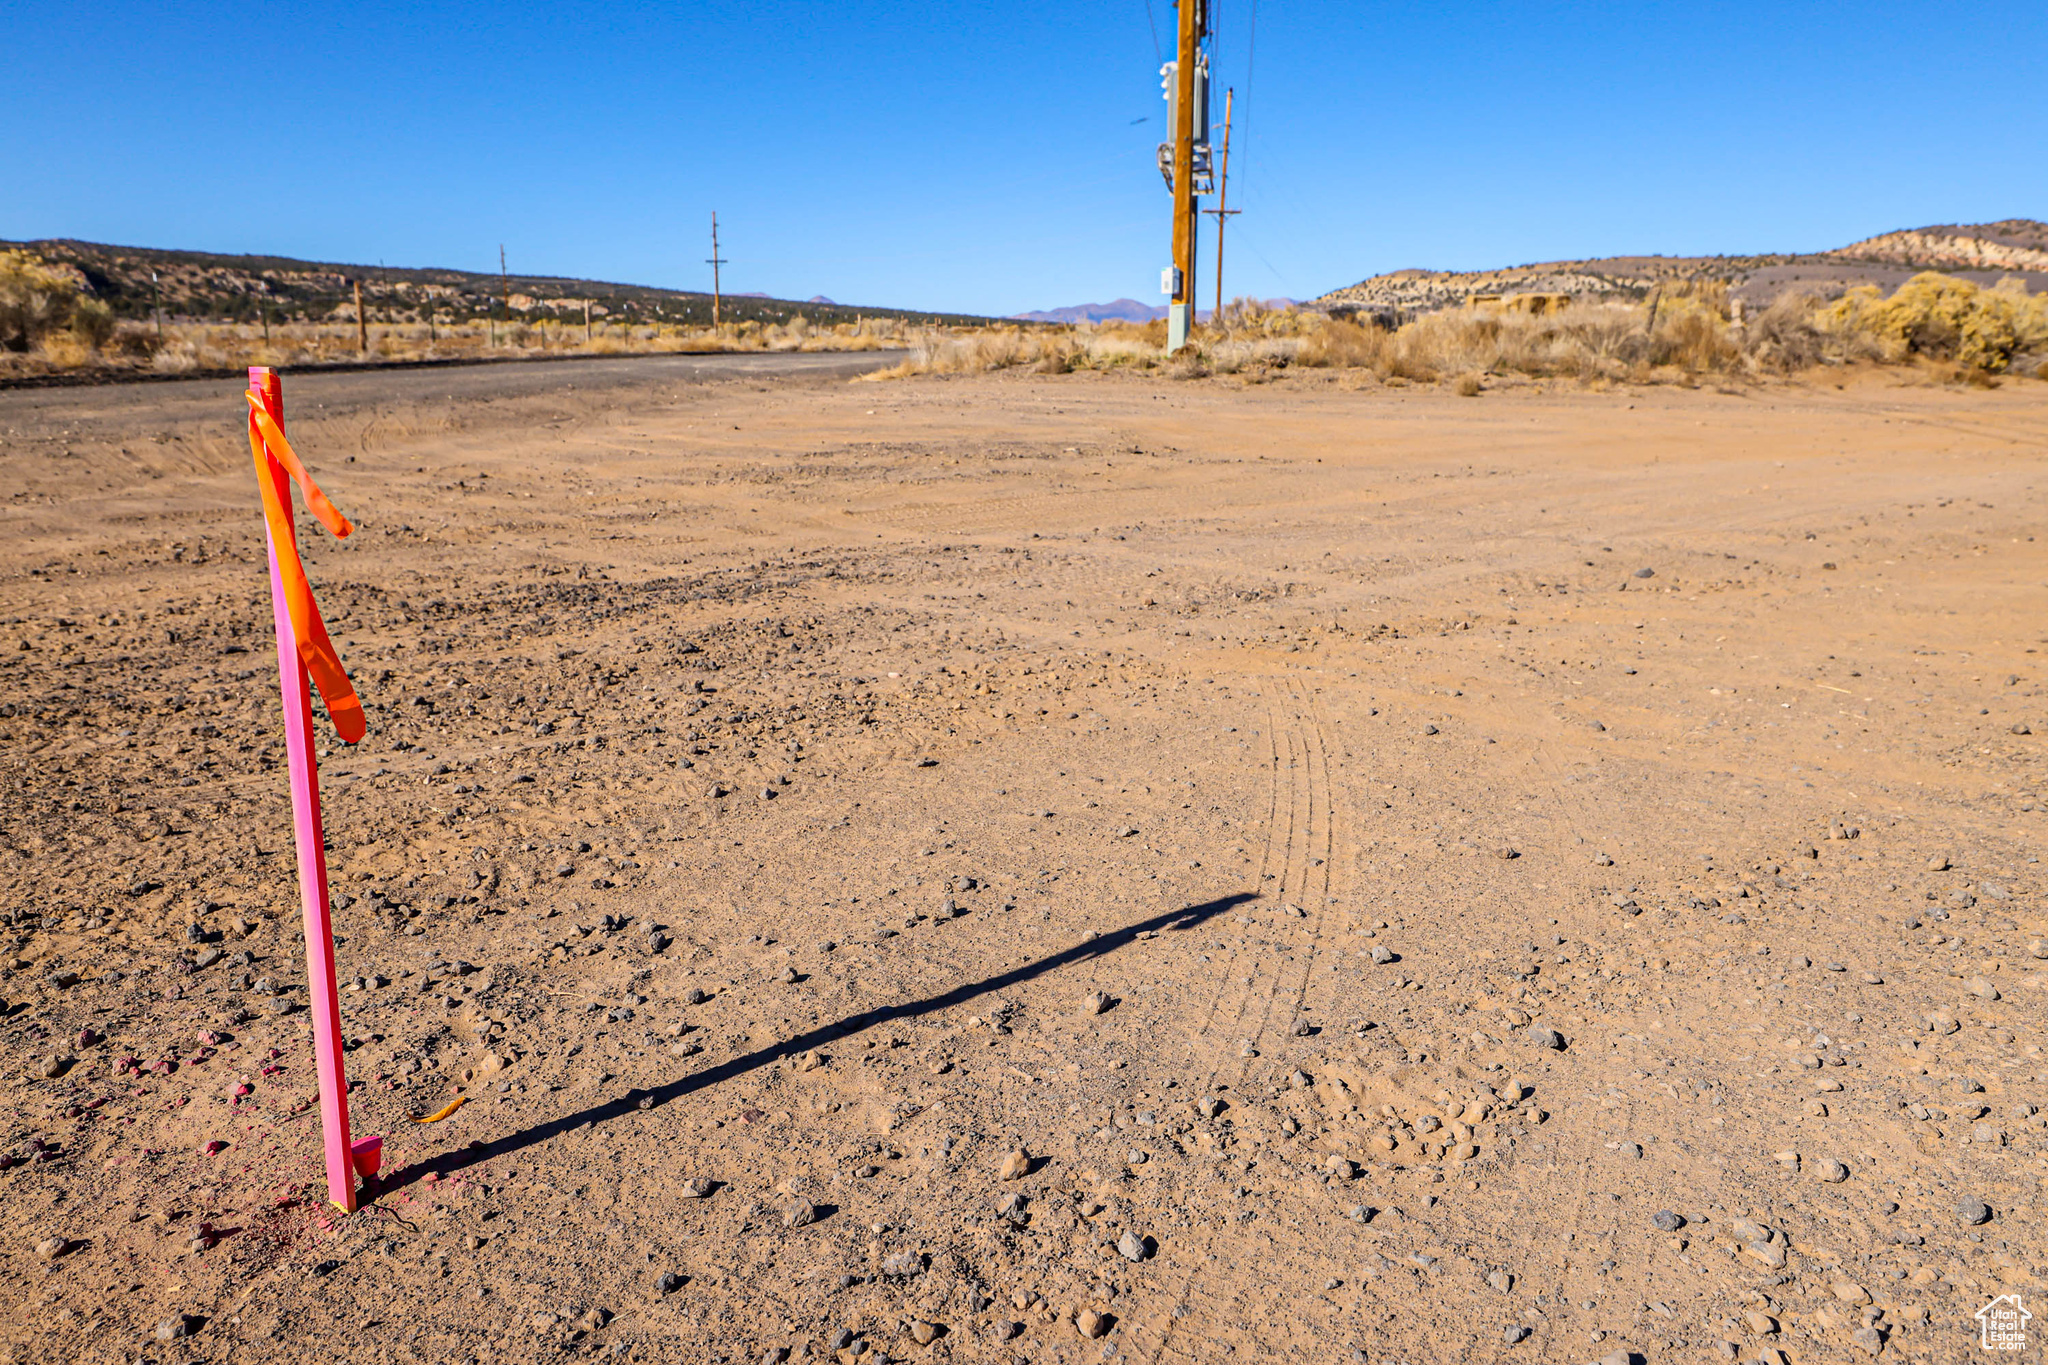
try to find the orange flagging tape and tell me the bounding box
[246,394,364,744]
[411,1096,468,1124]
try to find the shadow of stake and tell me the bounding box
[376,891,1256,1194]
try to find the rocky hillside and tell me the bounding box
[0,238,998,330]
[1314,219,2048,320]
[1827,220,2048,272]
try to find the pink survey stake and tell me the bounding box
[248,367,374,1211]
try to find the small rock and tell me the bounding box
[1196,1095,1226,1119]
[1082,991,1110,1016]
[1749,1242,1790,1270]
[1291,1017,1313,1037]
[998,1149,1031,1181]
[155,1316,202,1341]
[1651,1210,1684,1231]
[1076,1308,1110,1339]
[1926,854,1950,871]
[1817,1159,1849,1183]
[1487,1270,1513,1292]
[1956,1196,1992,1226]
[684,987,709,1005]
[777,965,799,984]
[656,1270,683,1295]
[679,1178,716,1199]
[1633,567,1655,578]
[995,1321,1023,1342]
[1831,1279,1871,1304]
[909,1321,941,1346]
[1965,976,2000,1001]
[783,1201,818,1228]
[880,1249,924,1278]
[793,1049,823,1073]
[1117,1230,1148,1262]
[39,1055,70,1079]
[1851,1324,1886,1355]
[34,1236,68,1261]
[1503,1324,1530,1345]
[1369,945,1395,964]
[1743,1310,1779,1335]
[1526,1025,1565,1050]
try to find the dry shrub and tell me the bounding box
[1823,272,2048,372]
[0,249,81,352]
[1453,372,1483,396]
[1299,318,1388,369]
[1743,293,1830,371]
[1649,296,1738,372]
[70,298,115,351]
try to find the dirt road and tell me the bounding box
[1,364,2043,1364]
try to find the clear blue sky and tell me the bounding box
[4,1,2042,316]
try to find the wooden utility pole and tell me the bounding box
[151,270,163,342]
[353,279,368,353]
[706,213,728,327]
[1166,0,1205,351]
[583,299,592,343]
[499,244,511,346]
[1205,87,1239,325]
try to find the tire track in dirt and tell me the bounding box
[1189,686,1287,1048]
[1142,676,1338,1365]
[1229,678,1336,1079]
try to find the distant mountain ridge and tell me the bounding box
[1312,219,2048,320]
[1012,297,1298,324]
[1012,298,1165,324]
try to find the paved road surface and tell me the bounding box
[0,349,903,443]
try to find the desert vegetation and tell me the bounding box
[7,241,2045,391]
[0,246,926,382]
[869,272,2048,388]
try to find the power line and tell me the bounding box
[1239,0,1257,194]
[1140,0,1161,63]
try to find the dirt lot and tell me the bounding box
[1,356,2044,1365]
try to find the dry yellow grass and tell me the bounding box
[9,258,2044,391]
[868,276,2048,388]
[0,306,915,382]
